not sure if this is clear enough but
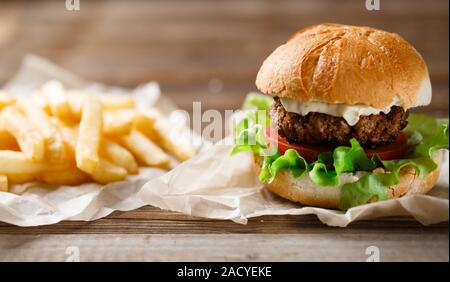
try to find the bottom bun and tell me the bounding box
[253,155,441,209]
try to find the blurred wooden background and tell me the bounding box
[0,0,448,117]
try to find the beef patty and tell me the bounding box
[270,97,409,148]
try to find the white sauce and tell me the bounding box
[280,78,432,126]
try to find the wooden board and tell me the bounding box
[0,0,448,261]
[1,233,448,262]
[0,207,448,261]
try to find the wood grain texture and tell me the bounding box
[0,233,448,261]
[0,0,448,261]
[0,206,448,235]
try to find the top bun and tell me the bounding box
[256,23,431,109]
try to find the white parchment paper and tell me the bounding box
[0,55,202,227]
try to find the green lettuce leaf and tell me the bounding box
[317,151,334,164]
[309,162,340,186]
[333,139,377,174]
[340,115,449,210]
[268,149,309,183]
[411,123,448,158]
[381,157,438,181]
[404,114,449,157]
[339,172,391,210]
[231,94,272,156]
[259,150,281,183]
[340,156,441,210]
[243,93,273,111]
[405,114,447,139]
[231,122,266,156]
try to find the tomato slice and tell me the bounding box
[265,127,407,163]
[364,133,407,161]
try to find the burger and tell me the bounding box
[232,23,449,210]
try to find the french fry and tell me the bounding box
[101,139,138,174]
[0,82,182,187]
[132,112,157,139]
[40,80,72,120]
[0,91,15,110]
[0,150,86,186]
[50,118,77,156]
[37,167,90,185]
[100,94,135,110]
[76,96,103,173]
[52,119,85,163]
[0,107,45,161]
[0,150,64,174]
[32,92,51,114]
[132,112,155,133]
[134,109,196,160]
[66,90,85,119]
[53,118,129,182]
[117,128,170,168]
[0,175,7,192]
[0,128,19,151]
[90,158,127,184]
[103,109,135,135]
[5,173,35,184]
[67,92,135,115]
[18,98,67,162]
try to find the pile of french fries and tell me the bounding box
[0,81,196,192]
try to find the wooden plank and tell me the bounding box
[0,233,448,261]
[0,206,447,235]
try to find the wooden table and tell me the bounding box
[0,0,448,262]
[0,207,448,262]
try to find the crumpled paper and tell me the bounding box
[139,138,449,227]
[0,55,202,227]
